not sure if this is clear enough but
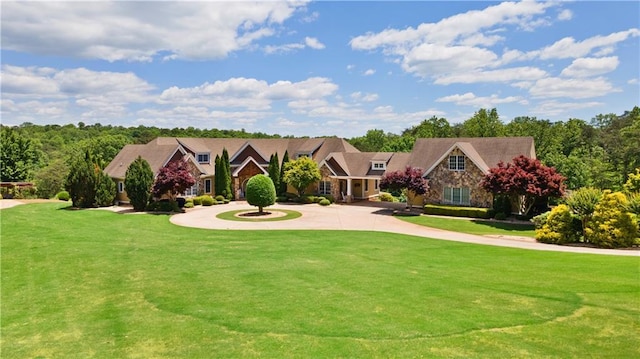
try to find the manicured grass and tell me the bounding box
[216,208,302,222]
[399,214,537,237]
[2,203,638,358]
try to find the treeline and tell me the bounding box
[348,107,640,190]
[1,106,638,198]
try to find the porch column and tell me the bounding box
[346,178,352,203]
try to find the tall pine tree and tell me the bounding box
[214,154,222,196]
[279,150,289,195]
[267,153,280,194]
[221,148,232,199]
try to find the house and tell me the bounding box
[104,136,535,207]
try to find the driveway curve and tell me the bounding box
[170,201,639,257]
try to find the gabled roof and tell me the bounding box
[324,152,409,178]
[103,139,183,179]
[409,137,535,175]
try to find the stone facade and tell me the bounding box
[320,164,341,201]
[423,149,493,208]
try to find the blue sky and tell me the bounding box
[1,1,638,138]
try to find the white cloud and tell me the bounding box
[363,69,376,76]
[436,92,527,107]
[1,1,306,61]
[538,29,640,60]
[434,67,547,85]
[628,78,639,85]
[532,100,603,117]
[560,57,619,78]
[304,37,325,50]
[557,9,573,21]
[159,77,338,110]
[529,77,620,99]
[264,36,325,54]
[346,64,355,71]
[362,93,379,102]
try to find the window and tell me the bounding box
[183,183,199,197]
[364,180,369,192]
[449,155,465,171]
[375,179,379,190]
[372,162,386,170]
[296,153,311,159]
[118,181,124,193]
[204,179,211,194]
[444,187,470,205]
[197,153,210,164]
[318,181,332,195]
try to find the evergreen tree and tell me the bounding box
[65,150,98,208]
[221,148,232,199]
[124,156,154,211]
[267,153,280,194]
[214,154,222,196]
[95,170,116,207]
[1,126,43,182]
[279,150,289,195]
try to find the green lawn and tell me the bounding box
[2,203,638,358]
[399,214,537,237]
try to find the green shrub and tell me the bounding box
[246,174,276,213]
[531,211,550,229]
[626,192,640,217]
[315,196,326,203]
[215,195,225,202]
[147,200,179,213]
[424,204,493,219]
[276,196,288,202]
[585,191,639,248]
[302,195,315,204]
[201,196,215,206]
[323,194,334,203]
[535,205,582,244]
[223,199,230,204]
[567,187,603,232]
[193,196,203,206]
[56,191,70,201]
[379,192,395,202]
[184,202,194,209]
[494,212,507,220]
[319,198,331,206]
[284,192,298,199]
[493,195,511,215]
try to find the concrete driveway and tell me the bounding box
[170,201,639,257]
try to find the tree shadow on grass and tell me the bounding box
[469,219,534,233]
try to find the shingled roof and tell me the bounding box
[103,139,183,179]
[408,137,536,175]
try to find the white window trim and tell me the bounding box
[443,186,470,206]
[371,161,386,170]
[449,155,465,171]
[204,179,212,194]
[318,180,332,195]
[196,152,210,164]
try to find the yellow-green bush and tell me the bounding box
[535,205,582,244]
[585,191,639,248]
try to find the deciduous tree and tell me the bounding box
[152,159,196,201]
[282,156,321,196]
[481,155,565,216]
[379,166,429,208]
[1,126,43,182]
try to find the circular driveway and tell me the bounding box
[170,201,639,257]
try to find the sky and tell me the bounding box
[1,1,639,138]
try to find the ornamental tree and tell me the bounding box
[245,174,276,214]
[124,156,154,211]
[152,159,196,201]
[481,155,565,216]
[380,166,429,208]
[282,156,321,196]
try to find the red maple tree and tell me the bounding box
[380,166,429,208]
[481,155,565,215]
[152,159,196,201]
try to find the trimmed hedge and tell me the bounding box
[319,198,331,206]
[56,191,70,201]
[424,204,494,219]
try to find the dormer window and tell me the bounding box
[197,153,210,164]
[372,161,386,170]
[296,152,311,159]
[449,155,465,171]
